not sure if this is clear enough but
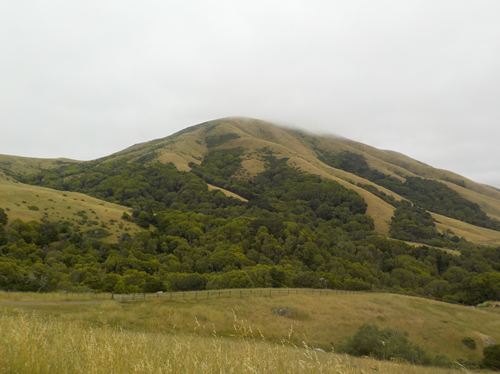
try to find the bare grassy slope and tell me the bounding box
[0,154,79,176]
[0,173,140,242]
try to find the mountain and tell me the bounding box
[1,117,500,304]
[29,116,499,245]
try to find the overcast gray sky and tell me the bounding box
[1,1,499,187]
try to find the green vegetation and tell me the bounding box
[205,132,241,148]
[462,337,477,350]
[340,323,451,367]
[389,201,468,249]
[482,344,500,370]
[1,149,499,306]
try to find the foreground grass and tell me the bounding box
[2,290,498,365]
[0,310,480,374]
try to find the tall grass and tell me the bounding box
[2,291,498,363]
[0,310,475,374]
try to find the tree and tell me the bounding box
[0,208,7,226]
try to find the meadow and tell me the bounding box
[1,290,499,373]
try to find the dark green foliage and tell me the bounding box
[189,147,244,186]
[0,208,7,226]
[340,323,451,367]
[27,206,39,211]
[482,344,500,370]
[461,337,476,350]
[390,201,439,242]
[356,183,401,208]
[205,133,241,148]
[388,202,465,248]
[340,323,431,364]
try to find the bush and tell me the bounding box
[0,208,7,225]
[482,344,500,370]
[339,323,441,366]
[462,337,477,350]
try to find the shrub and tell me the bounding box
[340,323,435,366]
[462,337,477,350]
[482,344,500,370]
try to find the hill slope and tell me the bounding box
[51,116,499,245]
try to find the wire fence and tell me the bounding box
[112,288,465,306]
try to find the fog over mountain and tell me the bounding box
[1,1,499,187]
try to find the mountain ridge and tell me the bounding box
[2,116,500,245]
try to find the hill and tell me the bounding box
[54,117,500,244]
[1,117,500,307]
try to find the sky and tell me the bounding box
[1,1,499,187]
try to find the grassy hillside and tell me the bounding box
[3,311,474,374]
[1,290,498,370]
[0,154,78,176]
[0,173,140,242]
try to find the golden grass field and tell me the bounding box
[1,290,499,373]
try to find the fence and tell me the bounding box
[113,288,415,302]
[112,287,467,306]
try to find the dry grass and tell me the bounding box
[0,154,78,175]
[3,290,498,365]
[207,184,248,201]
[0,308,483,374]
[0,176,140,242]
[432,212,500,246]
